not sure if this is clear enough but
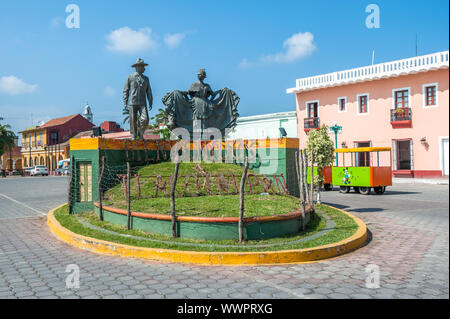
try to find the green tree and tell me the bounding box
[0,121,16,169]
[122,106,130,125]
[148,108,171,140]
[306,124,335,201]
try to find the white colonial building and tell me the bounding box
[227,111,297,140]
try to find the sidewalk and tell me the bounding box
[393,177,449,185]
[0,175,68,179]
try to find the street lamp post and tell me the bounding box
[29,140,31,167]
[329,123,342,165]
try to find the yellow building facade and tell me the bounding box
[19,113,95,172]
[20,126,68,170]
[0,146,23,172]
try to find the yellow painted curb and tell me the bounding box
[47,204,368,266]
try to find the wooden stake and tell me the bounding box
[238,157,249,243]
[170,161,180,238]
[127,161,131,230]
[136,174,141,198]
[98,156,105,221]
[304,152,310,204]
[295,151,301,201]
[310,151,315,214]
[299,150,306,231]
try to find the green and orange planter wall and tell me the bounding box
[69,137,304,240]
[69,137,302,214]
[69,138,171,214]
[93,202,310,241]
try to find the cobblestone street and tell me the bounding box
[0,176,448,299]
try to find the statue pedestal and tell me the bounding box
[68,137,300,214]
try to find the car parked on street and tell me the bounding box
[30,165,49,176]
[55,166,70,175]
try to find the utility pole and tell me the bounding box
[415,33,418,56]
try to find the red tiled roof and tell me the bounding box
[38,114,80,129]
[1,146,22,157]
[11,146,21,157]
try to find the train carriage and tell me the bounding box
[308,147,392,195]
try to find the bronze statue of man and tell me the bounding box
[123,58,153,139]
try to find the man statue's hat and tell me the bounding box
[132,58,148,67]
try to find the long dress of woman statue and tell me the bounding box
[162,69,239,138]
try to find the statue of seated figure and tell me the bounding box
[162,69,239,138]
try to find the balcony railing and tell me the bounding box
[22,142,44,149]
[287,51,449,94]
[304,117,320,130]
[390,108,412,128]
[391,108,412,122]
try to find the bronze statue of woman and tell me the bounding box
[182,69,218,121]
[162,69,239,138]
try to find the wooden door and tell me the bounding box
[79,162,92,202]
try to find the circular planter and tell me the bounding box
[93,202,311,241]
[48,204,368,265]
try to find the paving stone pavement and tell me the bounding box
[0,177,448,299]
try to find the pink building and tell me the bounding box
[287,51,449,178]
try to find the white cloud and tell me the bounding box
[104,86,115,97]
[0,76,37,95]
[239,58,252,69]
[164,32,188,49]
[106,27,158,54]
[261,32,316,63]
[240,32,316,67]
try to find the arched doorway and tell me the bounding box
[29,157,33,167]
[15,159,23,170]
[40,157,44,165]
[5,159,12,170]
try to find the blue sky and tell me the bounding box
[0,0,448,135]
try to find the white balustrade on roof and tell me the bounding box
[287,51,449,94]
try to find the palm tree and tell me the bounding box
[122,106,130,124]
[0,122,16,171]
[148,108,171,140]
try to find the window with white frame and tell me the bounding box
[357,94,369,114]
[338,97,347,112]
[393,89,410,109]
[306,101,319,118]
[423,83,438,107]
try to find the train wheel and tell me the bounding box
[324,184,332,191]
[374,186,385,194]
[339,186,350,193]
[358,187,371,195]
